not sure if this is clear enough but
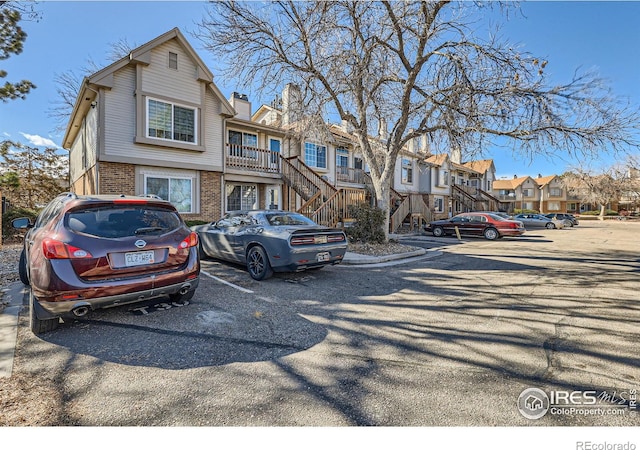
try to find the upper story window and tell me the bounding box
[336,147,348,170]
[305,142,327,169]
[169,52,178,70]
[522,188,533,197]
[550,187,562,197]
[402,158,413,183]
[147,98,196,144]
[228,130,258,158]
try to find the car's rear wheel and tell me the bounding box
[484,228,499,240]
[247,246,273,281]
[432,226,445,237]
[18,249,29,286]
[29,291,59,334]
[545,222,555,229]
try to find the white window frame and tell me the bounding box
[146,97,197,145]
[401,158,413,184]
[144,174,194,213]
[304,142,327,169]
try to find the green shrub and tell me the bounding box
[184,219,210,227]
[2,206,39,242]
[344,203,385,243]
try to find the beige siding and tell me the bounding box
[102,56,223,171]
[142,41,200,104]
[68,107,98,186]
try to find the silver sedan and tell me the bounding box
[192,210,348,280]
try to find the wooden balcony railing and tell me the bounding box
[226,144,280,174]
[336,167,367,184]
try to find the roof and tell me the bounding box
[534,175,558,186]
[493,176,533,190]
[462,159,494,175]
[424,153,449,167]
[63,28,235,149]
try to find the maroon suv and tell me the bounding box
[13,193,200,334]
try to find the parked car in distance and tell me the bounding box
[478,211,513,220]
[13,193,200,334]
[513,213,564,229]
[544,213,579,227]
[193,210,348,280]
[424,212,525,240]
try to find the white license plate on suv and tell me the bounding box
[125,250,155,267]
[316,252,331,262]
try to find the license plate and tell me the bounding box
[125,250,155,267]
[317,252,330,262]
[314,235,328,244]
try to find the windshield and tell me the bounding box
[265,212,317,226]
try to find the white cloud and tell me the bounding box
[2,132,10,138]
[19,132,61,149]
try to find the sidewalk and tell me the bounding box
[0,282,26,378]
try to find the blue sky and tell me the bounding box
[1,1,639,179]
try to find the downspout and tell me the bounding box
[85,84,100,194]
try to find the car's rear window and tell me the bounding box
[265,212,316,226]
[66,206,182,238]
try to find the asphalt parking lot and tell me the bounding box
[3,220,640,429]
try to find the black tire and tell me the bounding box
[18,249,29,286]
[432,226,445,237]
[198,241,208,260]
[484,228,499,240]
[247,246,273,281]
[29,291,59,334]
[545,222,555,229]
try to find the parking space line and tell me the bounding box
[200,270,254,294]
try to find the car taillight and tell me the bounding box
[42,239,93,259]
[179,232,199,249]
[290,236,316,245]
[327,234,345,242]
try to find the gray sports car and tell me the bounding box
[192,210,348,280]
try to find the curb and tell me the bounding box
[342,248,435,265]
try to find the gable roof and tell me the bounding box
[424,153,449,167]
[63,28,235,149]
[493,176,535,190]
[534,175,558,187]
[462,159,495,175]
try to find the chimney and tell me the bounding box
[450,147,461,164]
[514,174,518,179]
[229,92,251,121]
[282,83,302,126]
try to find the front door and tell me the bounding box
[266,186,280,210]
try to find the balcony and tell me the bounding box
[336,166,368,184]
[226,144,280,174]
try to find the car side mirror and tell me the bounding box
[11,217,33,229]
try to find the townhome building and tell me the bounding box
[534,175,567,213]
[493,175,540,213]
[63,27,530,230]
[63,28,233,222]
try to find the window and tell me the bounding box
[226,184,257,211]
[550,187,562,197]
[169,52,178,70]
[402,158,413,183]
[434,197,444,213]
[304,142,327,169]
[354,157,363,170]
[228,131,258,158]
[336,148,348,177]
[145,176,193,213]
[147,98,196,144]
[548,201,561,211]
[522,188,533,197]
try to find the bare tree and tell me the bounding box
[562,166,628,219]
[48,38,136,132]
[196,1,640,240]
